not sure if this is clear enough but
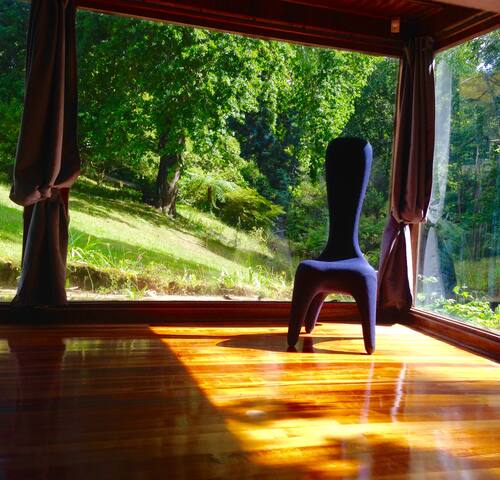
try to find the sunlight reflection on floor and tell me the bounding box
[152,323,500,478]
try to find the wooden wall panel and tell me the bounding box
[0,301,372,324]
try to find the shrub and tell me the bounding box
[219,187,284,231]
[424,285,500,331]
[286,180,328,258]
[179,167,237,211]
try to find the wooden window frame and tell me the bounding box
[406,32,500,362]
[0,3,498,361]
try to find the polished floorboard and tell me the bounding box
[0,322,498,479]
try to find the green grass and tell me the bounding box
[0,177,495,316]
[0,177,297,299]
[455,258,499,297]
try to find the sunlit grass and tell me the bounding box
[455,258,499,295]
[0,178,297,299]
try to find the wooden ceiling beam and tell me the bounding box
[76,0,499,56]
[433,11,500,51]
[78,0,404,56]
[427,0,500,14]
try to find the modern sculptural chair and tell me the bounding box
[287,137,377,354]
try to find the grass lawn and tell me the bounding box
[455,258,499,297]
[0,177,297,300]
[1,176,494,327]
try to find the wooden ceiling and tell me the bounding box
[77,0,500,56]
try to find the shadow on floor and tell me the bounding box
[217,331,367,355]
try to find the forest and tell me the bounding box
[0,1,498,330]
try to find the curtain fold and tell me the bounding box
[377,37,435,317]
[10,0,80,306]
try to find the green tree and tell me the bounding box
[342,58,398,265]
[77,12,291,215]
[0,0,29,174]
[234,47,380,255]
[284,57,396,263]
[438,31,499,264]
[287,47,379,179]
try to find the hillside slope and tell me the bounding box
[0,178,295,300]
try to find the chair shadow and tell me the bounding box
[217,332,368,355]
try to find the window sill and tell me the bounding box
[408,307,500,362]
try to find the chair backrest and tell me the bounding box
[318,137,372,261]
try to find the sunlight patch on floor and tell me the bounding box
[151,323,500,477]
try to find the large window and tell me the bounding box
[0,4,395,302]
[416,31,499,333]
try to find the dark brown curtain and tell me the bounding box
[10,0,80,306]
[377,37,435,317]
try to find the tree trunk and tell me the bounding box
[155,132,184,216]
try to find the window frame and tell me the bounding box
[1,3,498,360]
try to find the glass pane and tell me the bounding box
[416,31,500,333]
[0,5,395,302]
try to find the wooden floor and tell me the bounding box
[0,322,498,479]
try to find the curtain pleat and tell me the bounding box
[377,37,435,317]
[10,0,80,306]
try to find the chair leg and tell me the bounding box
[288,266,317,347]
[304,293,327,334]
[352,273,377,355]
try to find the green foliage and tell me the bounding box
[358,216,387,267]
[0,6,497,315]
[69,232,145,271]
[285,48,379,179]
[76,12,289,190]
[0,5,387,258]
[219,187,284,231]
[179,167,237,211]
[233,104,300,207]
[425,286,500,331]
[433,34,499,263]
[0,178,298,299]
[415,32,499,333]
[233,48,380,210]
[286,180,329,258]
[342,58,398,267]
[282,58,398,263]
[0,0,29,172]
[0,99,21,175]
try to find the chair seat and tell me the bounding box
[288,257,377,353]
[296,258,375,294]
[300,257,374,274]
